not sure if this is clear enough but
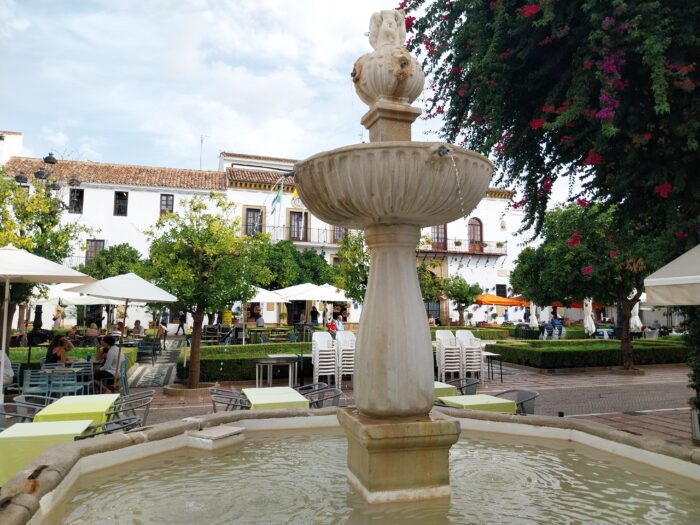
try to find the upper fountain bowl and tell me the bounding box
[294,142,493,229]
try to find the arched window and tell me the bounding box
[468,218,483,252]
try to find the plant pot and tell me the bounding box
[692,407,700,446]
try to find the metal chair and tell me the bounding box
[21,370,50,397]
[447,377,480,395]
[71,362,95,394]
[493,389,540,415]
[107,396,154,426]
[75,415,142,440]
[13,394,54,408]
[294,382,328,395]
[304,388,343,409]
[211,394,251,412]
[0,403,40,429]
[137,340,157,365]
[48,369,83,398]
[7,363,21,391]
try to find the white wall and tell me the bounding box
[0,133,23,166]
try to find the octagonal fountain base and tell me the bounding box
[338,408,460,503]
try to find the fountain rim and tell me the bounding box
[293,141,494,172]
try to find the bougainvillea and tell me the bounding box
[403,0,700,241]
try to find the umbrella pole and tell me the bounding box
[0,278,10,405]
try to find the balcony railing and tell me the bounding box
[417,239,507,255]
[247,226,349,245]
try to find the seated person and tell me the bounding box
[551,316,563,335]
[67,325,78,337]
[94,336,119,393]
[650,320,661,330]
[132,320,143,337]
[255,315,265,328]
[85,323,101,337]
[45,336,76,364]
[543,321,554,337]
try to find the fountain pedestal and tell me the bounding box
[338,409,460,503]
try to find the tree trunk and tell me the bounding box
[458,307,464,326]
[619,300,634,370]
[16,304,26,331]
[187,308,204,389]
[1,302,17,353]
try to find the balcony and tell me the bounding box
[247,226,349,246]
[417,239,507,256]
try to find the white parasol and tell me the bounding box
[529,302,539,329]
[583,297,596,336]
[0,244,94,403]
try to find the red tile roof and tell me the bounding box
[3,157,226,190]
[0,130,23,136]
[226,167,295,189]
[219,151,297,164]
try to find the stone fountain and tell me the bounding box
[294,9,493,503]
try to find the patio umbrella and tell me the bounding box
[529,302,539,329]
[539,306,551,324]
[250,287,286,304]
[630,300,643,332]
[475,294,528,307]
[644,244,700,306]
[68,273,177,391]
[35,284,124,306]
[282,283,348,302]
[583,298,596,336]
[0,244,94,403]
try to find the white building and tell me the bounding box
[4,150,528,327]
[0,131,23,166]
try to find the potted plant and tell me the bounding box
[496,241,505,248]
[279,311,288,324]
[480,241,488,248]
[454,239,463,247]
[466,312,473,326]
[490,313,498,321]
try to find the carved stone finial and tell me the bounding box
[351,9,425,107]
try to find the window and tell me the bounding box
[244,207,264,236]
[333,226,348,243]
[431,224,447,250]
[114,191,129,216]
[495,284,507,297]
[332,256,340,268]
[160,194,174,215]
[85,239,105,264]
[468,218,483,252]
[289,211,308,241]
[68,189,84,214]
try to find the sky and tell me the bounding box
[0,0,446,170]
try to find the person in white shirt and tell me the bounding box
[335,315,345,332]
[2,351,13,386]
[94,336,120,393]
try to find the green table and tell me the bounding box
[434,381,458,398]
[34,394,120,425]
[437,394,516,414]
[242,387,310,410]
[0,420,92,485]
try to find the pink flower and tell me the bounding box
[583,149,602,165]
[582,60,594,70]
[654,181,672,198]
[396,1,408,10]
[554,101,570,114]
[522,4,541,17]
[542,104,555,113]
[581,265,594,276]
[451,65,462,75]
[644,132,652,141]
[405,15,415,32]
[601,17,615,30]
[576,198,588,208]
[617,23,630,32]
[512,197,526,209]
[489,0,499,9]
[674,230,688,239]
[543,177,553,191]
[609,249,618,258]
[529,118,546,130]
[567,231,582,248]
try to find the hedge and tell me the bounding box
[486,339,688,368]
[430,327,509,340]
[177,343,312,382]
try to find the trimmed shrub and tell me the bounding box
[430,327,509,340]
[486,339,688,368]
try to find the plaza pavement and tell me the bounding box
[134,348,697,448]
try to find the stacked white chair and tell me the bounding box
[312,332,338,386]
[435,330,461,382]
[335,331,356,384]
[456,330,483,380]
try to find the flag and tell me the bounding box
[270,181,283,215]
[292,187,298,200]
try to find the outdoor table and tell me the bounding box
[33,393,120,425]
[242,386,310,411]
[0,420,93,485]
[437,394,516,414]
[256,355,298,388]
[482,351,503,383]
[434,381,458,398]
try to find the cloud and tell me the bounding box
[41,128,69,148]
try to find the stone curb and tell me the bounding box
[433,407,700,465]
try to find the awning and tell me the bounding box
[644,244,700,306]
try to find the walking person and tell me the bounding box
[310,306,319,328]
[176,311,186,335]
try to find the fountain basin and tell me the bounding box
[9,410,700,525]
[294,142,493,229]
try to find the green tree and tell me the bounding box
[443,276,483,326]
[147,194,271,388]
[261,241,301,289]
[511,203,664,369]
[335,232,370,303]
[406,0,700,235]
[0,172,86,346]
[297,249,336,285]
[417,261,444,302]
[79,243,150,280]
